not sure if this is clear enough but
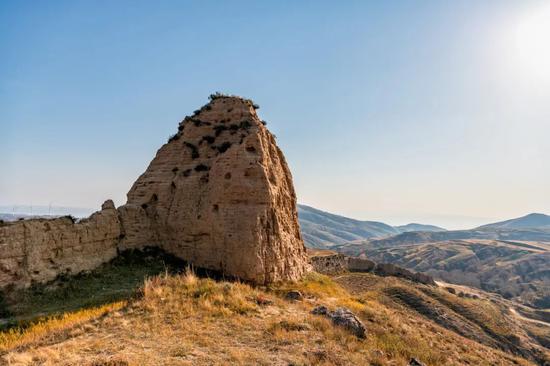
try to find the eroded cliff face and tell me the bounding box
[0,202,120,288]
[0,95,309,288]
[118,95,309,284]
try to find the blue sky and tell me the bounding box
[1,1,549,229]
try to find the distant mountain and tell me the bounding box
[297,205,399,248]
[328,212,550,309]
[300,206,550,307]
[355,227,550,248]
[477,213,550,230]
[297,205,445,248]
[336,237,550,309]
[395,223,446,233]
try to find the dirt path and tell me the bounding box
[509,307,550,327]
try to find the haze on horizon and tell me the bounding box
[1,1,549,230]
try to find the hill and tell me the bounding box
[478,213,550,230]
[337,239,550,309]
[302,207,550,309]
[298,205,399,248]
[298,205,445,248]
[1,249,548,365]
[395,223,446,233]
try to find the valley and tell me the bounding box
[299,207,550,309]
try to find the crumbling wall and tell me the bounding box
[0,201,121,289]
[310,253,349,274]
[310,253,435,286]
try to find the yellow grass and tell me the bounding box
[0,270,539,365]
[0,301,126,352]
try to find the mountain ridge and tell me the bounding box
[298,205,550,249]
[477,213,550,230]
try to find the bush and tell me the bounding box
[64,215,76,224]
[168,134,180,143]
[184,142,199,159]
[217,142,232,153]
[191,118,202,127]
[209,92,226,100]
[213,125,228,137]
[0,292,11,318]
[239,120,252,129]
[201,135,216,144]
[194,164,209,172]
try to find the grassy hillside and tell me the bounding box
[338,239,550,309]
[1,251,548,365]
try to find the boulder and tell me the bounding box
[311,306,367,338]
[311,305,330,316]
[330,307,367,338]
[409,357,426,366]
[285,290,303,301]
[445,286,457,294]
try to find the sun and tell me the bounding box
[513,3,550,82]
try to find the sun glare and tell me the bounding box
[513,3,550,82]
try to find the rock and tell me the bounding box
[101,200,116,210]
[412,272,436,285]
[311,305,330,315]
[330,307,367,338]
[408,357,426,366]
[445,286,456,294]
[285,290,303,301]
[118,95,309,284]
[249,295,273,306]
[310,306,367,338]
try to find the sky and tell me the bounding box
[1,0,549,230]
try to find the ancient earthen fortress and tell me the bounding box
[0,95,310,289]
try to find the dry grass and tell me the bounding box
[0,270,539,366]
[0,301,126,352]
[141,270,260,317]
